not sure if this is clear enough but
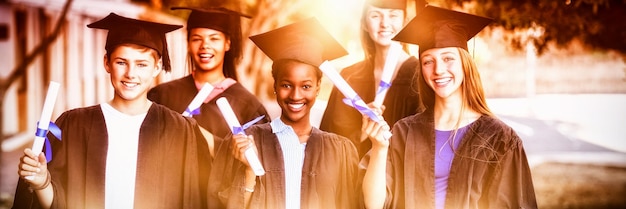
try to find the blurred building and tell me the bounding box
[0,0,188,151]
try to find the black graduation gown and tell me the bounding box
[12,104,211,209]
[148,75,270,139]
[362,110,538,208]
[320,57,422,158]
[209,124,360,209]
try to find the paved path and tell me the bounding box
[488,94,626,153]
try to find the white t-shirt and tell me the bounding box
[100,103,147,209]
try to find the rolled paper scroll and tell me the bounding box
[216,97,266,176]
[28,81,60,180]
[373,42,402,107]
[319,61,392,140]
[182,82,215,117]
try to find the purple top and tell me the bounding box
[434,124,471,209]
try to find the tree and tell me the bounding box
[154,0,626,99]
[440,0,626,55]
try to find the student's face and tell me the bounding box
[274,61,321,125]
[104,44,161,103]
[420,47,464,99]
[188,28,231,72]
[363,5,405,47]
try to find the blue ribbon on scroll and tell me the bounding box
[184,107,201,116]
[231,115,266,135]
[35,122,62,162]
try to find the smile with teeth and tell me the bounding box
[379,31,393,37]
[199,53,214,61]
[122,81,139,88]
[434,78,451,85]
[288,102,305,109]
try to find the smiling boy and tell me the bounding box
[14,13,211,209]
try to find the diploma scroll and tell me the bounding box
[319,61,392,140]
[373,42,401,107]
[216,97,266,176]
[182,82,214,117]
[27,81,60,180]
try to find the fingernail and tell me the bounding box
[36,168,41,173]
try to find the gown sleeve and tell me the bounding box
[485,134,538,208]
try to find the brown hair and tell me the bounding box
[186,18,242,81]
[105,43,160,66]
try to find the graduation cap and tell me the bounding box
[249,17,348,67]
[367,0,406,10]
[392,5,493,54]
[171,6,250,35]
[87,13,181,72]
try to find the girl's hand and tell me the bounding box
[231,134,259,167]
[361,105,390,148]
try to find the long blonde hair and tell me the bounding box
[417,47,497,160]
[458,48,493,117]
[359,4,408,64]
